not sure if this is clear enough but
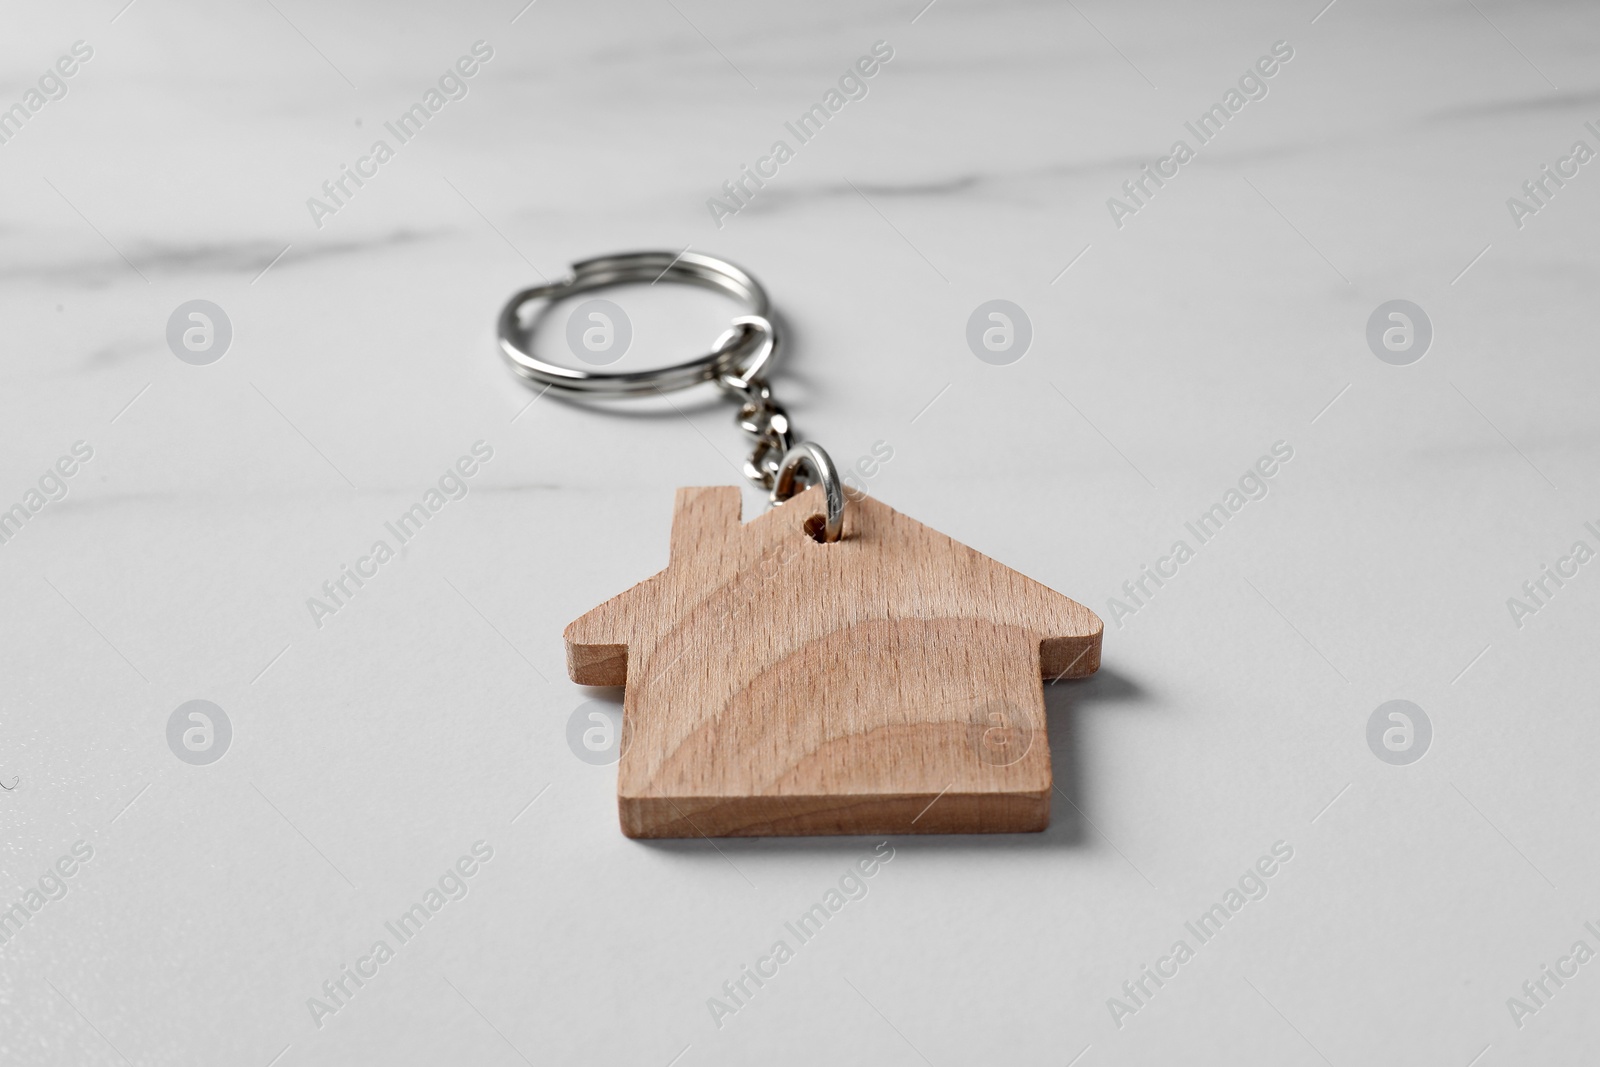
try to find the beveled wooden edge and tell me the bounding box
[567,642,627,686]
[620,790,1050,838]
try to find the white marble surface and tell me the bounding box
[4,0,1600,1063]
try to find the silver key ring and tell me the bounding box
[497,249,846,541]
[497,250,779,397]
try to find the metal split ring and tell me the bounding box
[497,251,779,397]
[771,443,845,543]
[497,249,846,539]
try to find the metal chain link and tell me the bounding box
[727,374,844,540]
[730,378,793,490]
[711,319,801,492]
[709,317,844,539]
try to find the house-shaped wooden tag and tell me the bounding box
[566,485,1102,837]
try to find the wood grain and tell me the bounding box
[565,485,1102,837]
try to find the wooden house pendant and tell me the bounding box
[565,485,1103,837]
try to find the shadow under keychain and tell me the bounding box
[498,251,1102,838]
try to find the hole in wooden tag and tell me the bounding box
[802,514,828,542]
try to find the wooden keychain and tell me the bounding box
[498,251,1102,838]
